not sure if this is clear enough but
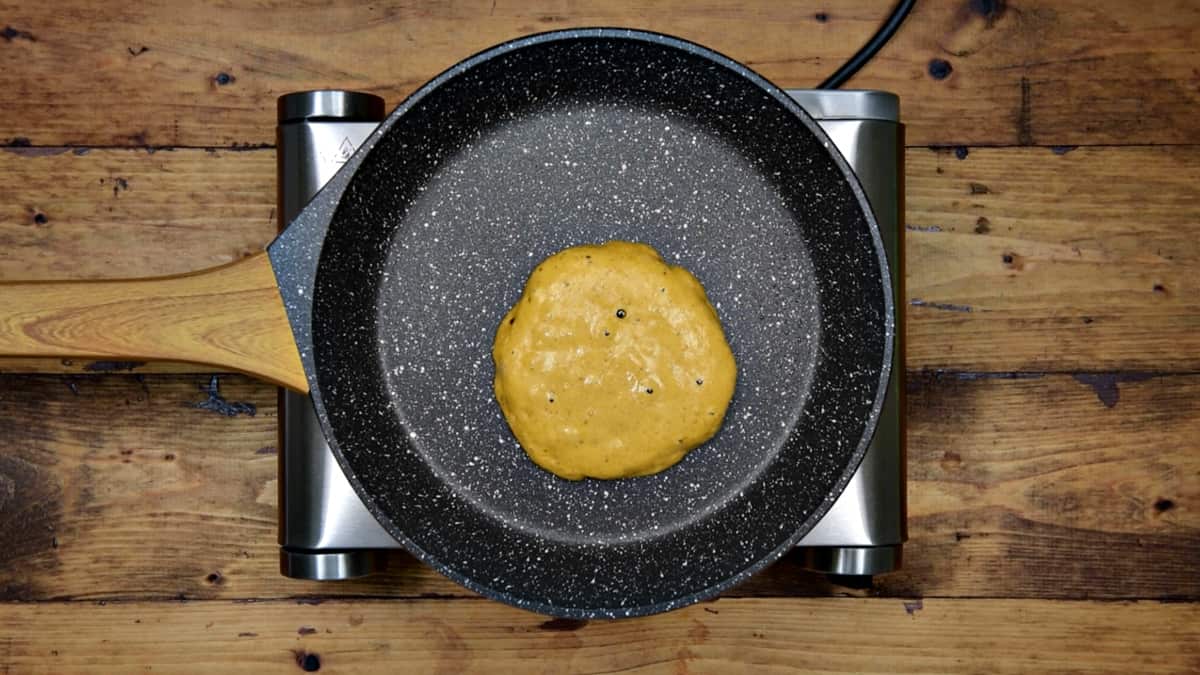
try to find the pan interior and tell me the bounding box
[312,33,888,613]
[375,101,820,542]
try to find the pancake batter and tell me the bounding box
[493,241,737,480]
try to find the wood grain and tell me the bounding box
[4,145,1198,373]
[1,0,1197,669]
[893,370,1200,601]
[1,1,1198,148]
[0,253,307,391]
[1,598,1196,674]
[906,145,1200,372]
[1,373,1194,602]
[0,146,274,280]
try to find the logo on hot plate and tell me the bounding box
[335,137,356,163]
[320,137,357,166]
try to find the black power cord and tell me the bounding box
[817,0,917,89]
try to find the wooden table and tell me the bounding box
[1,1,1197,672]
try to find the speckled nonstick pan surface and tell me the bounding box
[268,29,893,617]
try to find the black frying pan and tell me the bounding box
[268,29,894,617]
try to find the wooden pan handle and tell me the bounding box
[0,252,308,392]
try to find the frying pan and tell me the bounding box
[0,29,893,617]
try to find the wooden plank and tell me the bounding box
[4,145,1199,372]
[0,374,293,602]
[1,373,1195,602]
[906,145,1200,371]
[0,598,1196,674]
[0,147,274,280]
[0,1,1198,148]
[884,371,1200,601]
